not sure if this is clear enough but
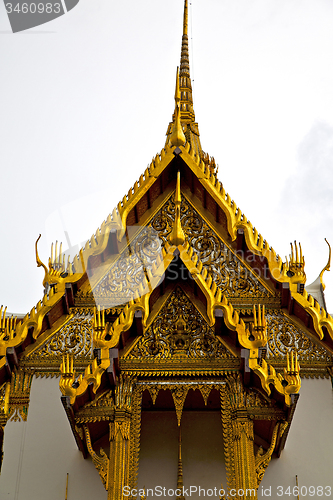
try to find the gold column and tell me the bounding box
[231,409,257,500]
[108,414,131,500]
[107,375,133,500]
[223,376,258,500]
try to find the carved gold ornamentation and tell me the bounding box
[237,304,267,350]
[110,420,131,441]
[291,286,333,342]
[247,346,300,406]
[115,374,133,411]
[84,425,109,489]
[126,288,233,360]
[223,375,288,494]
[249,305,267,349]
[0,238,86,374]
[0,383,10,422]
[92,294,150,350]
[198,385,212,405]
[266,312,330,361]
[220,385,236,494]
[284,241,306,285]
[170,68,186,148]
[168,171,185,246]
[74,391,114,424]
[8,370,33,422]
[171,385,189,426]
[150,196,270,299]
[225,375,257,498]
[93,227,163,307]
[279,351,301,395]
[255,422,280,486]
[32,313,93,359]
[146,386,159,404]
[128,385,142,491]
[0,307,17,357]
[108,376,133,500]
[59,350,110,405]
[173,144,292,287]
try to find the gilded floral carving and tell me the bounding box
[126,287,233,360]
[151,196,270,298]
[266,312,333,361]
[93,227,163,305]
[32,314,93,359]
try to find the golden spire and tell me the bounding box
[166,0,202,154]
[169,171,185,246]
[179,0,195,123]
[180,0,189,76]
[170,67,186,147]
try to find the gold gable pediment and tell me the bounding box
[20,311,94,376]
[150,194,275,301]
[87,191,277,312]
[123,287,235,362]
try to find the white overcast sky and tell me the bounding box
[1,0,333,314]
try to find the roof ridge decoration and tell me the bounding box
[59,351,110,405]
[320,238,331,290]
[70,138,304,292]
[295,287,333,341]
[0,236,86,371]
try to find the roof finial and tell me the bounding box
[320,238,331,290]
[170,67,186,147]
[183,0,188,36]
[169,171,185,246]
[179,0,193,114]
[165,1,202,154]
[180,0,189,75]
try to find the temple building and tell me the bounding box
[1,2,333,499]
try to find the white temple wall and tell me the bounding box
[0,376,106,500]
[259,377,333,499]
[0,376,332,499]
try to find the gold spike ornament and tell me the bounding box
[170,67,186,147]
[169,171,185,246]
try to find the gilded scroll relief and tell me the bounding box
[150,196,271,298]
[30,313,93,360]
[126,287,234,360]
[266,312,333,362]
[89,195,272,307]
[93,227,163,305]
